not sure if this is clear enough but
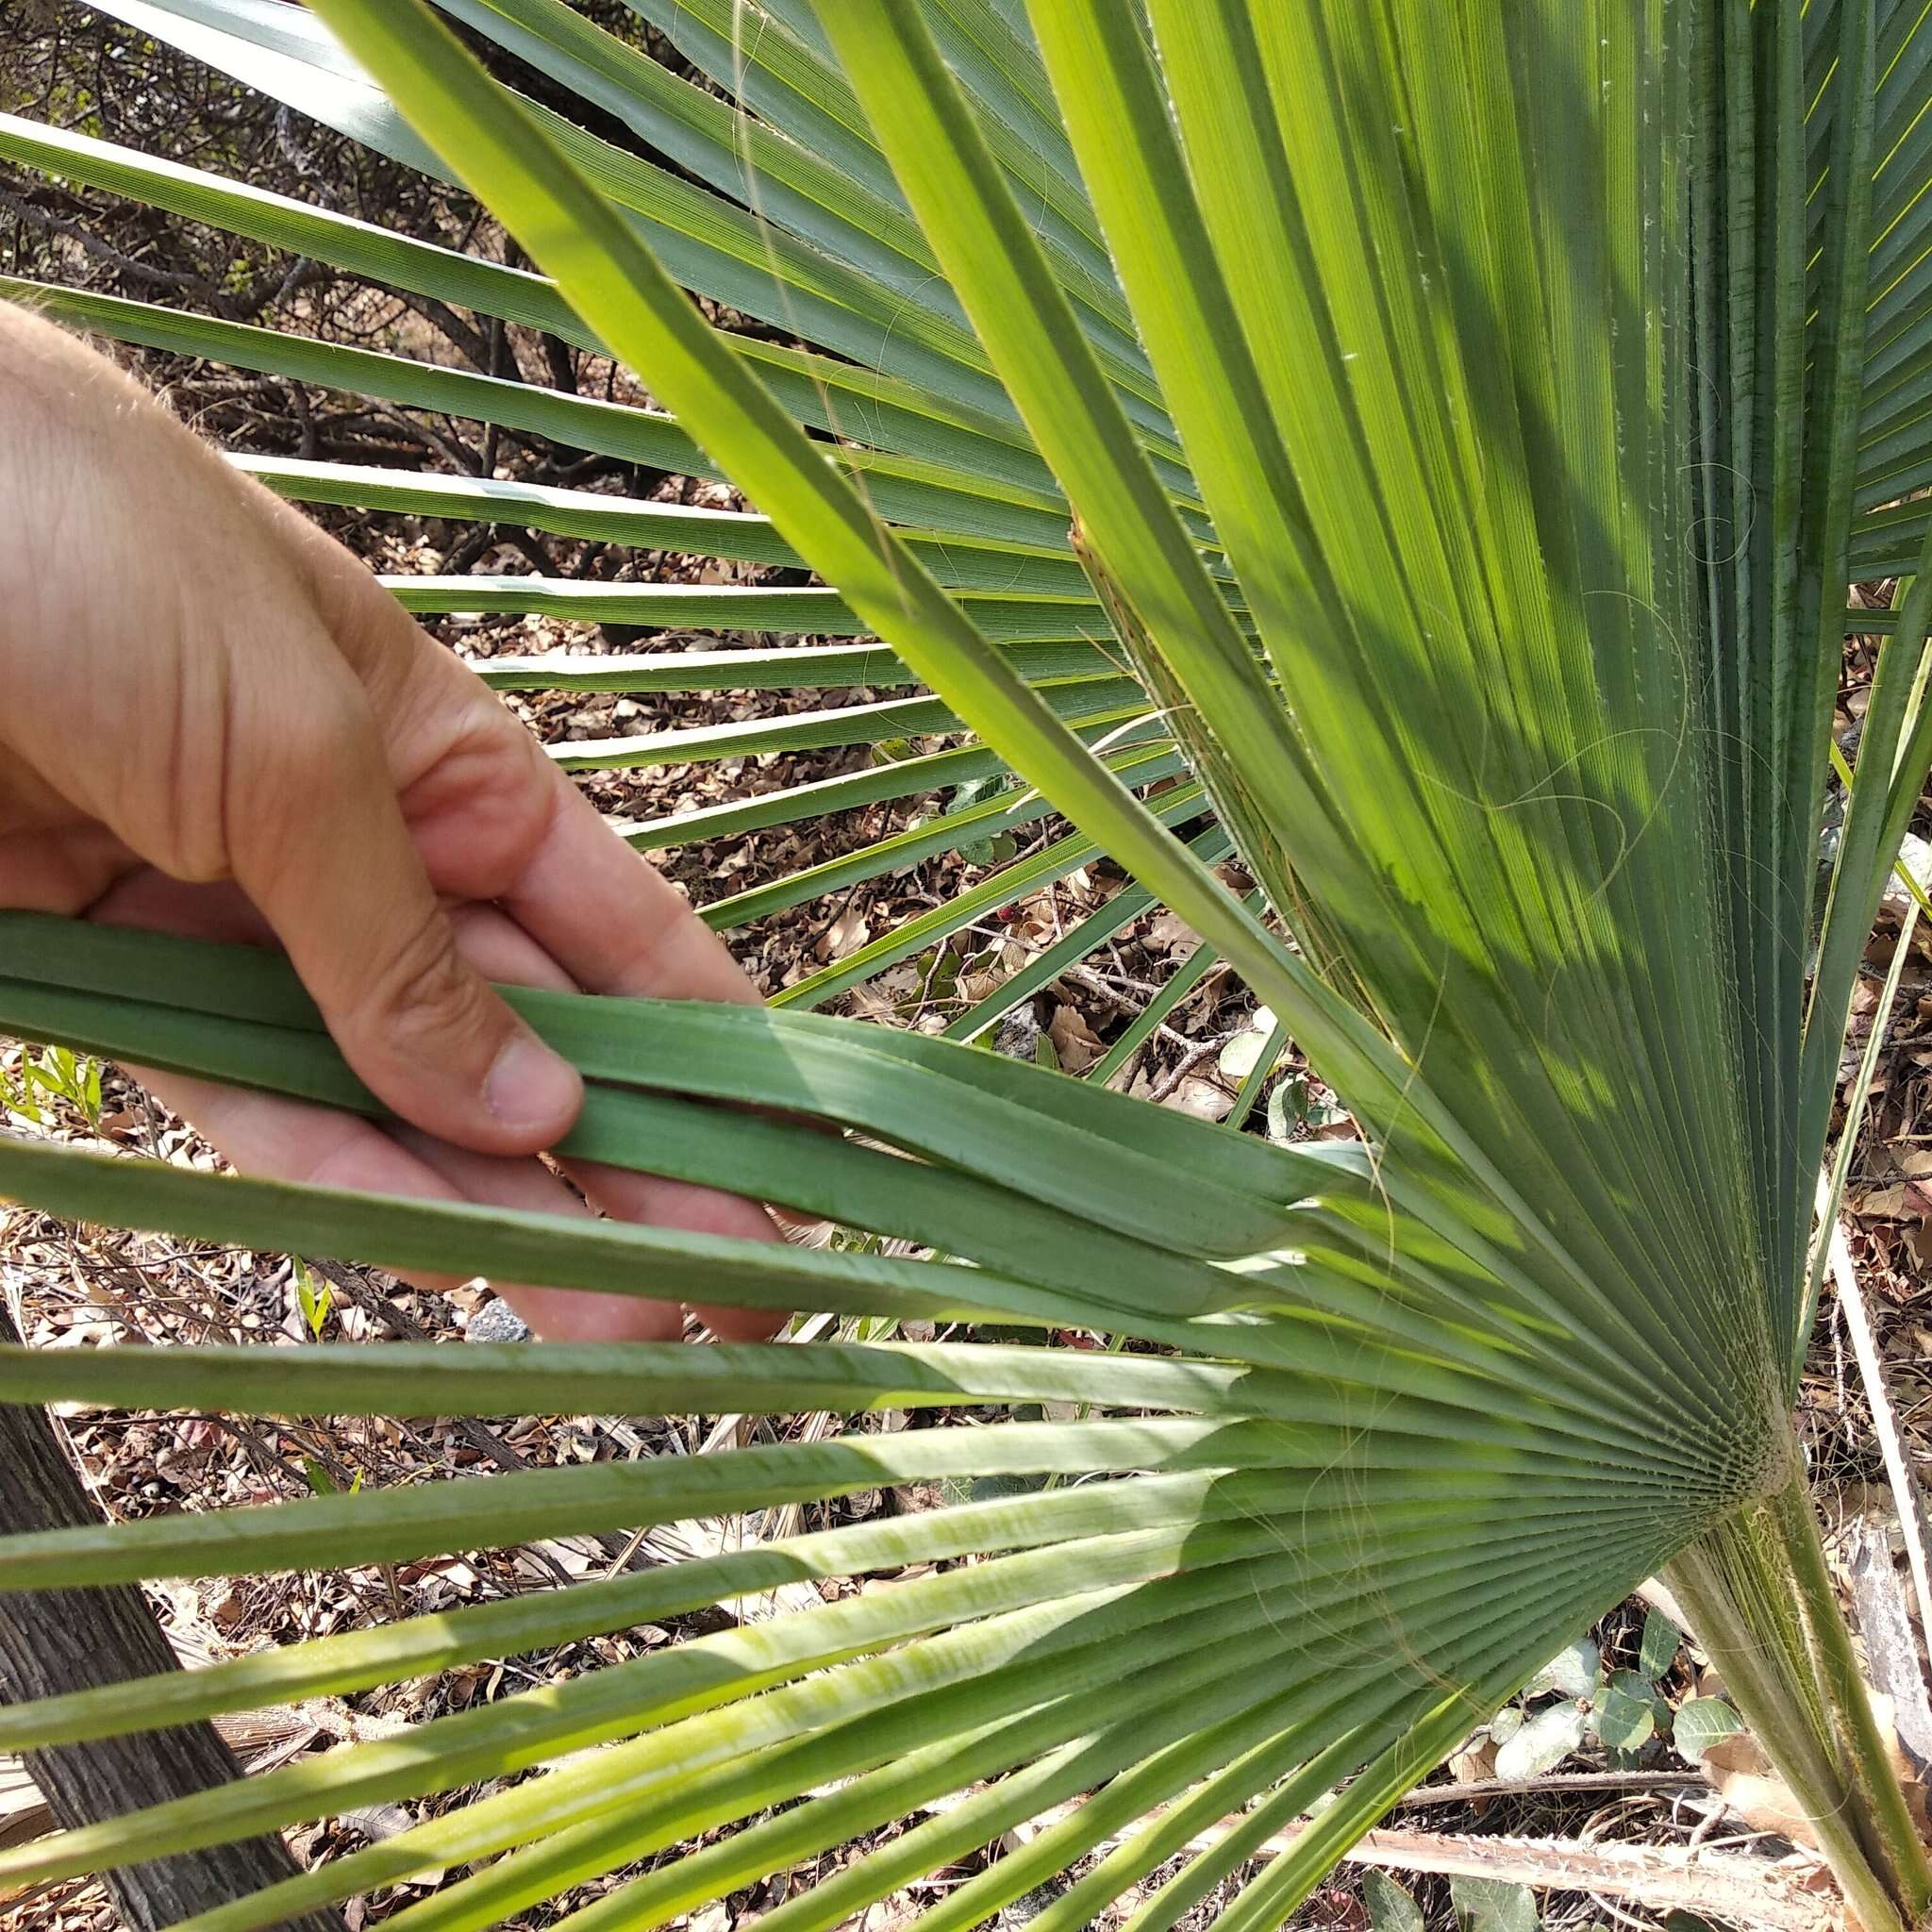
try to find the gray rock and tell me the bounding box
[991,1001,1042,1060]
[464,1297,532,1344]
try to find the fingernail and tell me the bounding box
[484,1031,581,1139]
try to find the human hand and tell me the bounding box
[0,301,782,1341]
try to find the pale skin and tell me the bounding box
[0,300,782,1342]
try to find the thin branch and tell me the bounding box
[0,186,214,299]
[1393,1768,1707,1808]
[1828,1217,1932,1671]
[1147,1034,1225,1102]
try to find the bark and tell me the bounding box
[0,1299,339,1932]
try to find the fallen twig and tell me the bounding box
[1392,1768,1706,1808]
[982,1788,1828,1929]
[1148,1035,1226,1103]
[1210,1825,1831,1930]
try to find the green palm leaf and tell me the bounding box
[4,0,1932,1926]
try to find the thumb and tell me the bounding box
[228,680,583,1157]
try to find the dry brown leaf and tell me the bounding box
[1047,1004,1106,1074]
[1445,1734,1500,1811]
[1701,1690,1930,1857]
[1852,1183,1927,1220]
[815,906,871,963]
[844,983,901,1022]
[1702,1730,1821,1847]
[1164,1075,1235,1122]
[1142,910,1201,958]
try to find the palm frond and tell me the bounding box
[3,0,1932,1924]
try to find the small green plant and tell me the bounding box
[1445,1877,1541,1932]
[0,1044,101,1130]
[299,1457,363,1498]
[1487,1612,1741,1779]
[1365,1871,1545,1932]
[1263,1072,1349,1143]
[291,1260,332,1342]
[1361,1869,1428,1932]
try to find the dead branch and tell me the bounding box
[1216,1825,1831,1930]
[1829,1219,1932,1672]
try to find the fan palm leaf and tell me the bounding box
[3,0,1932,1925]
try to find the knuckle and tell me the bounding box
[364,903,495,1058]
[231,689,368,876]
[273,684,366,786]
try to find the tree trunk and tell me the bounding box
[0,1299,339,1932]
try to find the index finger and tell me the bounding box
[504,765,761,1007]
